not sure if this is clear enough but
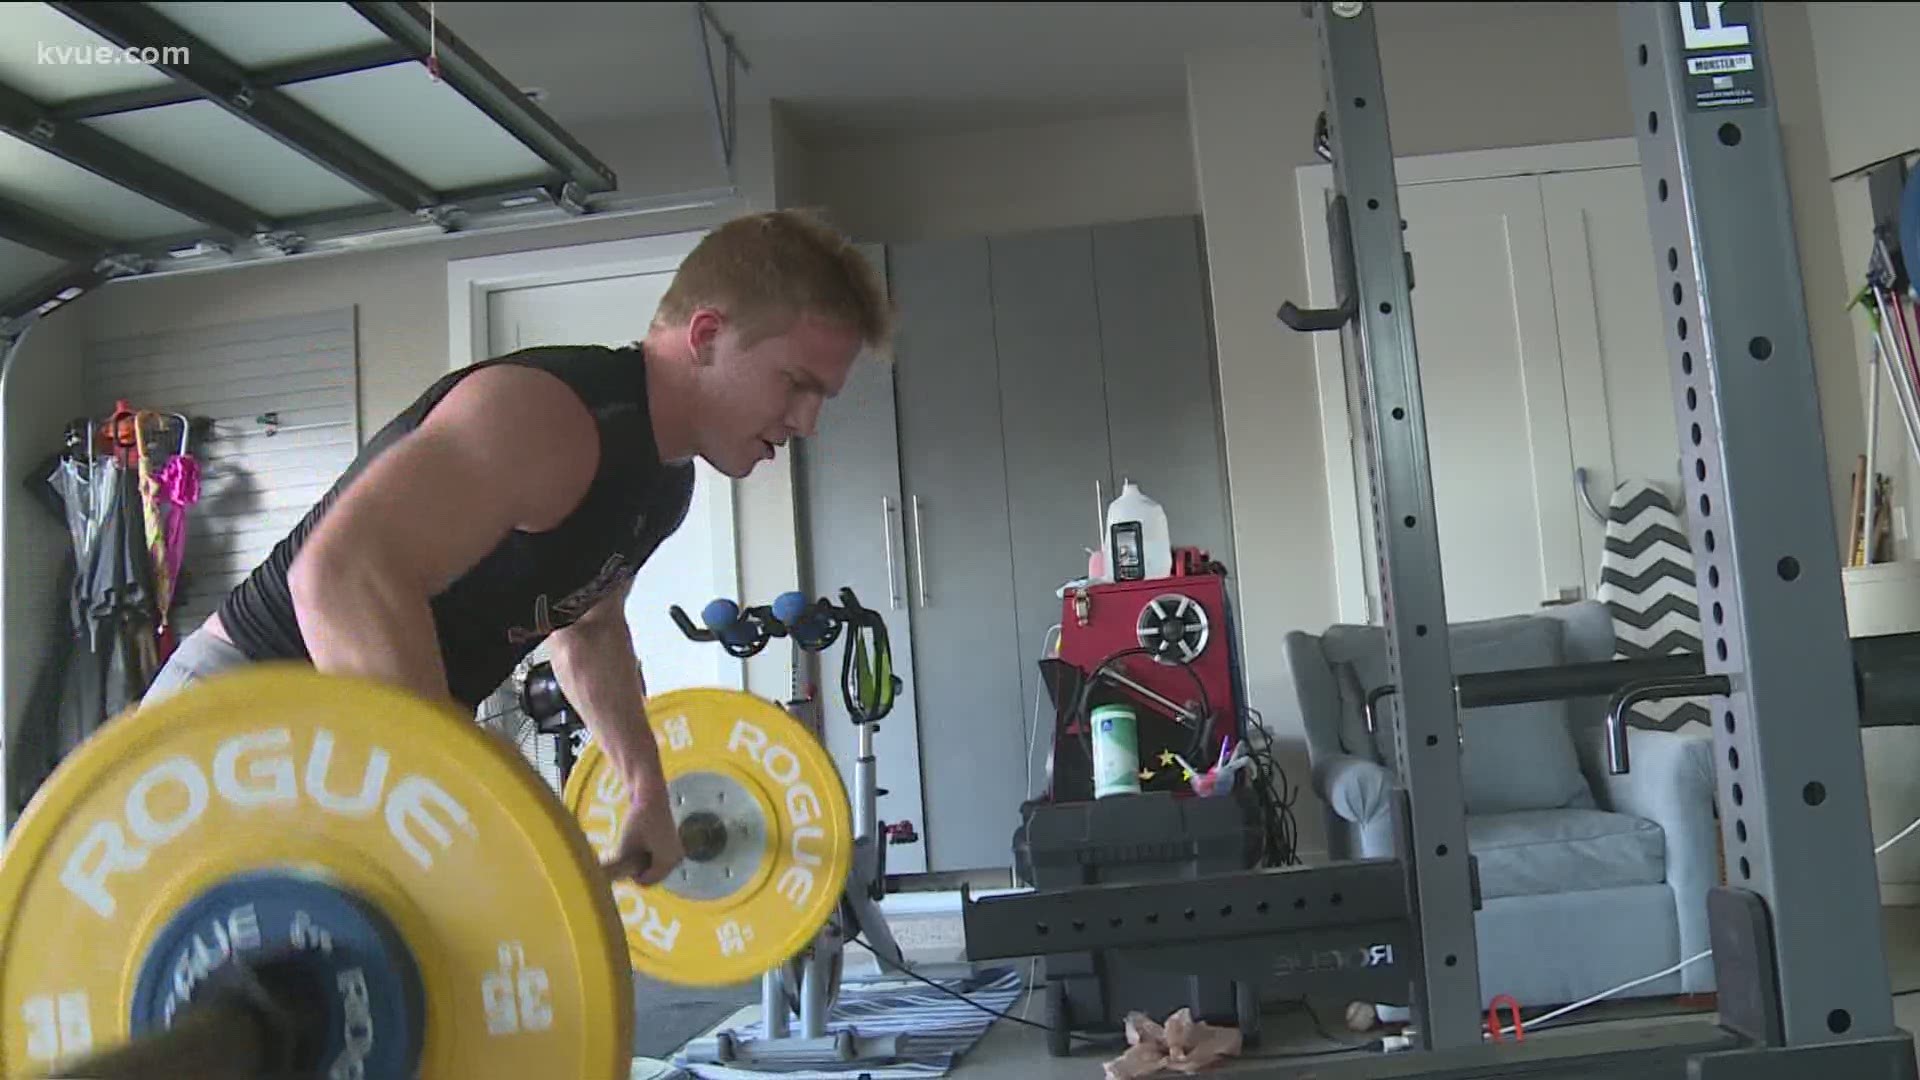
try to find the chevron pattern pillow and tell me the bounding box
[1596,480,1711,731]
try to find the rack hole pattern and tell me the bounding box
[1635,37,1759,907]
[1027,891,1358,939]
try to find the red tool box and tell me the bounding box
[1050,550,1242,799]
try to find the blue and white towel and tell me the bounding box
[667,967,1025,1079]
[1596,480,1710,730]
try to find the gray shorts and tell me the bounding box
[141,625,256,708]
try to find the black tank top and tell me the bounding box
[218,344,695,710]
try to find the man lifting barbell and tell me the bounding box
[139,207,891,890]
[0,211,892,1078]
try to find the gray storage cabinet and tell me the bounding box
[804,217,1234,875]
[795,245,933,875]
[992,227,1118,794]
[891,236,1032,874]
[1092,217,1235,569]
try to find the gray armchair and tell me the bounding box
[1283,600,1717,1010]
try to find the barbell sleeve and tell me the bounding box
[46,960,327,1080]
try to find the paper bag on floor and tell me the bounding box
[1103,1008,1244,1078]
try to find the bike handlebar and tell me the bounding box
[672,587,897,723]
[667,598,791,659]
[669,588,880,658]
[525,587,898,730]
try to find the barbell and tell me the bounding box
[0,665,858,1079]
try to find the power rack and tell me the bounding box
[961,5,1920,1076]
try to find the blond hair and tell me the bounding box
[654,210,892,352]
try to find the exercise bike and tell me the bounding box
[521,586,918,1071]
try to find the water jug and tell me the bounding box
[1106,480,1172,581]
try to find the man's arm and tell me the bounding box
[545,581,684,884]
[544,580,668,805]
[288,364,599,707]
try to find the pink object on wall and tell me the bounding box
[157,453,202,593]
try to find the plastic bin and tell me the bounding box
[1011,787,1263,1053]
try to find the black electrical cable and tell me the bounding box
[1294,998,1342,1045]
[838,890,1119,1046]
[1260,997,1381,1055]
[1513,1003,1713,1035]
[846,938,1380,1061]
[1059,648,1302,867]
[845,937,1121,1046]
[1281,1038,1379,1058]
[1244,707,1302,867]
[841,884,1367,1060]
[1070,646,1214,769]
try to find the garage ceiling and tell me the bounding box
[0,1,1592,338]
[433,1,1306,141]
[428,1,1571,143]
[0,1,671,334]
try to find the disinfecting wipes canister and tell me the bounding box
[1090,704,1141,799]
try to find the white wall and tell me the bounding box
[1807,3,1920,182]
[1807,2,1920,897]
[1767,2,1867,553]
[771,101,815,211]
[1188,1,1857,859]
[1811,2,1920,555]
[1,313,86,827]
[803,105,1198,244]
[734,101,812,703]
[1186,46,1329,857]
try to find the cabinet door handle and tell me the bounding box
[882,496,902,610]
[911,494,929,607]
[1574,466,1606,524]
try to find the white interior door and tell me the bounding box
[1306,173,1588,624]
[486,273,742,693]
[1542,166,1686,597]
[1394,176,1585,622]
[1307,148,1680,627]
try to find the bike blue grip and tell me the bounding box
[775,590,836,649]
[702,597,750,646]
[772,591,809,627]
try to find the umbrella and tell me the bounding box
[136,412,200,657]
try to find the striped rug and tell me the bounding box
[1597,480,1711,731]
[670,967,1025,1079]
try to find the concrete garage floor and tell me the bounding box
[641,906,1920,1078]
